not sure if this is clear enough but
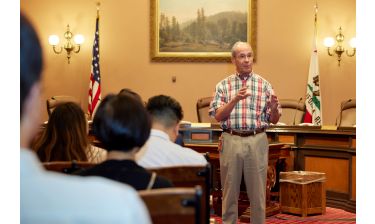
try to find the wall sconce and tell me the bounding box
[323,27,356,66]
[48,24,84,64]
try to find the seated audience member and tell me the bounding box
[20,13,150,223]
[32,102,105,163]
[136,95,208,168]
[78,94,173,190]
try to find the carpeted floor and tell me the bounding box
[210,207,356,223]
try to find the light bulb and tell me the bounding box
[48,35,60,45]
[74,34,84,45]
[323,37,335,47]
[349,37,356,48]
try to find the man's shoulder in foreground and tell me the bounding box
[20,149,151,224]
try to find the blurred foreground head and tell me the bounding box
[20,13,43,148]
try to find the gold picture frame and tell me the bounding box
[150,0,257,62]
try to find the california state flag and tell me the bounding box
[303,14,321,125]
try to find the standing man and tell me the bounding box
[209,41,281,224]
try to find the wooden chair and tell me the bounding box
[148,164,211,224]
[278,99,306,125]
[196,96,217,123]
[337,99,356,127]
[43,161,96,174]
[139,186,202,224]
[46,95,78,117]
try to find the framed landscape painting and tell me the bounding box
[150,0,257,62]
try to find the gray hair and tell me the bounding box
[231,41,251,57]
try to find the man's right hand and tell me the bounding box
[215,87,251,121]
[236,86,251,101]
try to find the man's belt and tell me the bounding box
[223,128,265,137]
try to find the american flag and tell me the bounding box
[88,16,101,118]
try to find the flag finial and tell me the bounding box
[96,1,100,18]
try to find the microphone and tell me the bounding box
[293,97,303,126]
[337,99,352,127]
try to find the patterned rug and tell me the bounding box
[210,207,356,224]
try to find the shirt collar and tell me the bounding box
[236,72,253,81]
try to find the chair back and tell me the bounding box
[278,99,306,125]
[148,164,211,224]
[46,95,78,117]
[139,186,202,224]
[338,99,356,127]
[43,161,96,174]
[196,97,217,123]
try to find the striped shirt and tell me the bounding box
[209,72,280,130]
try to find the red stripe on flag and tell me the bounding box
[91,85,101,112]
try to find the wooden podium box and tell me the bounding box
[279,171,326,217]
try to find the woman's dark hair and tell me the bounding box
[93,94,151,152]
[32,102,89,162]
[20,13,43,117]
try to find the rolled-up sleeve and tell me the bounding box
[209,83,227,118]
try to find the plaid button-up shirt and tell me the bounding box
[209,72,280,130]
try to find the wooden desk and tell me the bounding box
[181,125,356,216]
